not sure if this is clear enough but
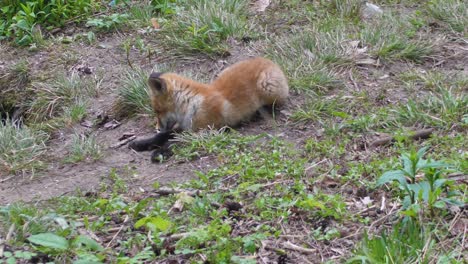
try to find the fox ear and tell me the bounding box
[148,72,166,94]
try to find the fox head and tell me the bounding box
[148,72,179,132]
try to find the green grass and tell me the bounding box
[0,121,48,175]
[128,0,177,26]
[266,28,346,92]
[161,0,249,56]
[64,133,102,164]
[427,0,467,34]
[1,136,464,262]
[326,0,362,20]
[28,74,99,122]
[113,68,154,118]
[0,60,30,117]
[349,220,437,263]
[292,96,349,122]
[359,13,432,62]
[293,84,466,134]
[0,134,345,262]
[86,13,130,31]
[349,147,465,262]
[395,87,467,128]
[63,99,88,124]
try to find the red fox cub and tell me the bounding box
[129,57,289,161]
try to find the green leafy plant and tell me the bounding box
[349,220,435,264]
[86,13,129,31]
[2,250,37,264]
[27,232,104,262]
[377,147,462,216]
[1,0,99,45]
[296,193,346,220]
[134,215,172,232]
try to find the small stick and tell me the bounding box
[163,232,190,243]
[0,223,15,257]
[304,159,327,172]
[282,241,317,254]
[369,128,434,148]
[105,215,129,248]
[0,175,14,183]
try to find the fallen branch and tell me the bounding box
[369,128,434,148]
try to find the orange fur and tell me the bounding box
[148,57,289,132]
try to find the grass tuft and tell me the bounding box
[0,60,30,118]
[396,87,467,128]
[360,14,432,62]
[64,133,102,164]
[266,27,347,92]
[0,121,48,175]
[161,0,249,56]
[326,0,362,20]
[113,68,154,118]
[427,0,467,33]
[349,220,436,263]
[28,74,99,122]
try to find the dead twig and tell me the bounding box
[0,223,15,258]
[78,228,102,243]
[0,175,15,183]
[349,70,359,90]
[369,203,398,231]
[369,128,434,148]
[163,232,190,243]
[304,159,327,172]
[105,215,129,249]
[282,241,317,254]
